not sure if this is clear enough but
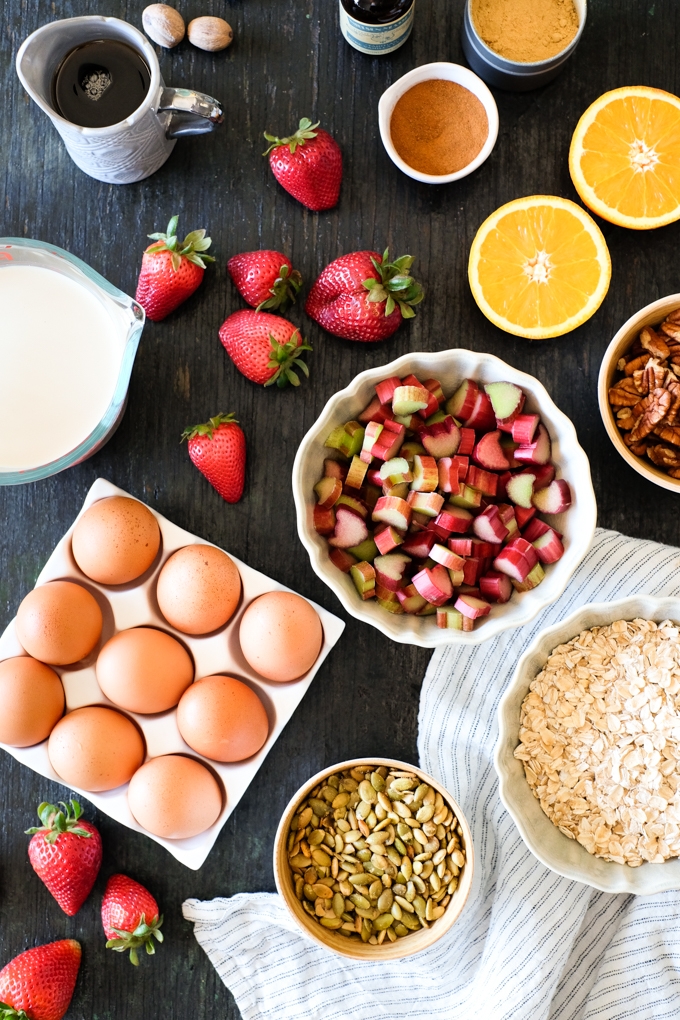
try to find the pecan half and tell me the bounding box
[609,386,641,406]
[640,327,670,360]
[633,358,666,395]
[666,379,680,425]
[623,435,649,455]
[629,388,672,442]
[624,353,651,375]
[669,468,680,479]
[616,408,634,430]
[647,444,680,468]
[654,424,680,447]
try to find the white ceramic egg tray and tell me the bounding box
[0,478,345,869]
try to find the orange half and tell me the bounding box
[468,195,611,340]
[569,86,680,230]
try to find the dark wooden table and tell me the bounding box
[1,1,679,1016]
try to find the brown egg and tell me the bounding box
[96,627,193,714]
[16,580,103,665]
[71,496,161,585]
[177,675,269,762]
[127,755,223,838]
[156,544,241,635]
[239,591,323,681]
[48,706,144,791]
[0,656,65,747]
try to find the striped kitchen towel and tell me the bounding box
[183,528,680,1020]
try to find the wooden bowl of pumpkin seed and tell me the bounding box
[274,757,474,958]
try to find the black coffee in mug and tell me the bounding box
[52,39,150,128]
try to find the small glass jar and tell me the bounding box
[339,0,415,56]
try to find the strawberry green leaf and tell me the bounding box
[360,248,425,319]
[385,295,396,316]
[145,216,214,271]
[256,264,303,312]
[105,914,163,966]
[0,1003,31,1019]
[181,412,239,443]
[263,333,312,389]
[26,799,92,843]
[263,117,320,156]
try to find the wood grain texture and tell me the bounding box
[0,1,679,1016]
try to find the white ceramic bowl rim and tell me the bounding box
[597,292,680,494]
[496,594,680,894]
[292,347,597,648]
[378,62,500,184]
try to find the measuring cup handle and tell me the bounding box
[159,87,224,138]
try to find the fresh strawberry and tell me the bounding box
[101,874,163,967]
[0,940,81,1020]
[305,248,424,342]
[182,413,246,504]
[219,309,312,388]
[135,214,214,322]
[26,799,102,917]
[227,250,302,312]
[263,117,342,211]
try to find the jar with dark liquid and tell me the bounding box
[339,0,415,55]
[52,39,151,129]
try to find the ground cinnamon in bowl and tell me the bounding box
[471,0,579,63]
[389,79,489,177]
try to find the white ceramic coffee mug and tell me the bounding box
[16,15,223,185]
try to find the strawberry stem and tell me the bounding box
[105,913,164,967]
[264,332,312,389]
[362,248,425,319]
[146,215,215,271]
[256,264,303,312]
[0,1004,30,1019]
[181,413,239,443]
[263,117,320,156]
[25,800,92,845]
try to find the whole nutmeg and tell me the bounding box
[187,16,234,52]
[142,4,185,48]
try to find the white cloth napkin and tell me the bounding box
[183,528,680,1020]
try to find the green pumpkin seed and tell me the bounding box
[348,873,372,886]
[416,804,435,823]
[309,798,329,817]
[370,772,385,792]
[448,878,458,895]
[394,837,407,855]
[303,883,316,901]
[374,913,394,930]
[320,916,343,929]
[350,892,371,910]
[307,829,325,846]
[415,784,430,802]
[390,901,403,921]
[392,778,415,791]
[386,927,397,942]
[413,895,427,918]
[289,853,309,869]
[386,846,402,866]
[356,800,371,820]
[368,879,383,901]
[394,894,415,913]
[400,911,420,930]
[311,849,331,867]
[394,922,409,937]
[357,849,372,862]
[297,807,313,828]
[332,892,345,917]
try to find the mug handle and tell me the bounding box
[159,87,224,138]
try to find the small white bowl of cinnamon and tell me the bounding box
[378,62,499,185]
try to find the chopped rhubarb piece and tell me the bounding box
[448,537,472,556]
[427,518,451,541]
[512,561,545,592]
[457,428,476,457]
[499,435,521,468]
[374,552,411,592]
[367,468,383,487]
[455,594,491,619]
[430,544,465,571]
[406,490,444,517]
[497,503,518,538]
[347,537,378,561]
[412,564,453,606]
[514,505,535,529]
[401,530,436,559]
[479,571,512,603]
[313,504,336,535]
[392,385,429,417]
[514,424,552,466]
[328,506,370,549]
[484,382,525,430]
[416,602,437,616]
[325,420,365,458]
[345,455,369,491]
[449,484,482,510]
[466,465,498,498]
[532,479,572,514]
[420,416,461,458]
[524,463,555,490]
[532,529,565,564]
[329,547,356,572]
[423,378,445,405]
[445,505,474,533]
[375,377,402,405]
[360,420,384,464]
[522,517,561,542]
[437,606,474,631]
[457,583,481,597]
[464,389,496,431]
[324,459,347,481]
[375,582,400,602]
[376,596,405,614]
[411,454,439,492]
[372,495,412,530]
[314,475,342,508]
[493,546,531,583]
[497,470,511,501]
[374,524,405,554]
[359,396,392,425]
[506,536,539,570]
[437,458,460,495]
[506,472,536,509]
[418,390,440,419]
[424,409,447,427]
[397,584,429,614]
[371,420,406,462]
[473,505,509,544]
[511,413,540,445]
[462,557,484,586]
[408,510,430,533]
[393,412,421,430]
[446,379,479,421]
[472,429,510,472]
[382,482,409,500]
[401,440,425,464]
[378,457,412,485]
[429,509,458,538]
[336,494,369,518]
[452,454,470,479]
[350,561,376,599]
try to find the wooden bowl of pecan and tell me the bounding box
[598,294,680,491]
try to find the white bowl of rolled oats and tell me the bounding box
[496,596,680,893]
